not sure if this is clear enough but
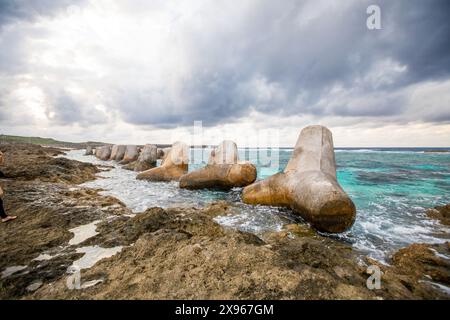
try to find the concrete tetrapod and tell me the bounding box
[124,144,158,172]
[136,142,188,181]
[179,140,256,190]
[84,146,93,156]
[110,145,126,161]
[120,145,139,164]
[95,146,112,161]
[242,125,356,233]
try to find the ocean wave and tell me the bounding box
[62,149,450,262]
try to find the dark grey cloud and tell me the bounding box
[114,0,450,127]
[0,0,449,130]
[0,0,85,27]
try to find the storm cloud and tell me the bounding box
[0,0,449,145]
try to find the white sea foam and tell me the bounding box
[63,149,450,261]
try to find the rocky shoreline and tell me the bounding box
[0,143,449,299]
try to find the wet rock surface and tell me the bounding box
[0,144,98,184]
[0,143,448,299]
[26,202,450,300]
[427,204,450,226]
[0,144,130,298]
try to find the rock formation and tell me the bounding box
[84,146,93,156]
[426,204,450,225]
[136,142,188,181]
[120,145,139,164]
[96,146,112,161]
[179,140,256,190]
[242,125,356,233]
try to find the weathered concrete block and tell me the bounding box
[242,125,356,233]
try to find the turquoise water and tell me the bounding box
[238,148,450,259]
[65,148,450,261]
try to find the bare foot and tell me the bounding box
[1,216,17,223]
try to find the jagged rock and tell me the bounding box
[0,144,98,184]
[179,140,256,190]
[136,142,188,181]
[121,162,136,171]
[242,125,356,233]
[120,145,139,164]
[426,204,450,225]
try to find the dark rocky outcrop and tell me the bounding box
[0,144,98,184]
[427,204,450,226]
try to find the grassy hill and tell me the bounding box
[0,134,106,149]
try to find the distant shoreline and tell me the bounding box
[1,134,449,151]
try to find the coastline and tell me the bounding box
[0,143,448,299]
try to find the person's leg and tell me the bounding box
[0,197,7,219]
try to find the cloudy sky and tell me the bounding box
[0,0,449,147]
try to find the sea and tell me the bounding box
[63,147,450,262]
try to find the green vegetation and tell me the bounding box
[0,134,66,145]
[0,134,105,148]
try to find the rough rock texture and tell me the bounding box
[95,146,112,161]
[242,125,356,233]
[0,144,98,184]
[369,242,450,299]
[136,142,188,181]
[180,141,256,190]
[1,143,448,300]
[84,146,93,156]
[427,204,450,226]
[120,145,139,165]
[24,202,450,300]
[0,143,130,298]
